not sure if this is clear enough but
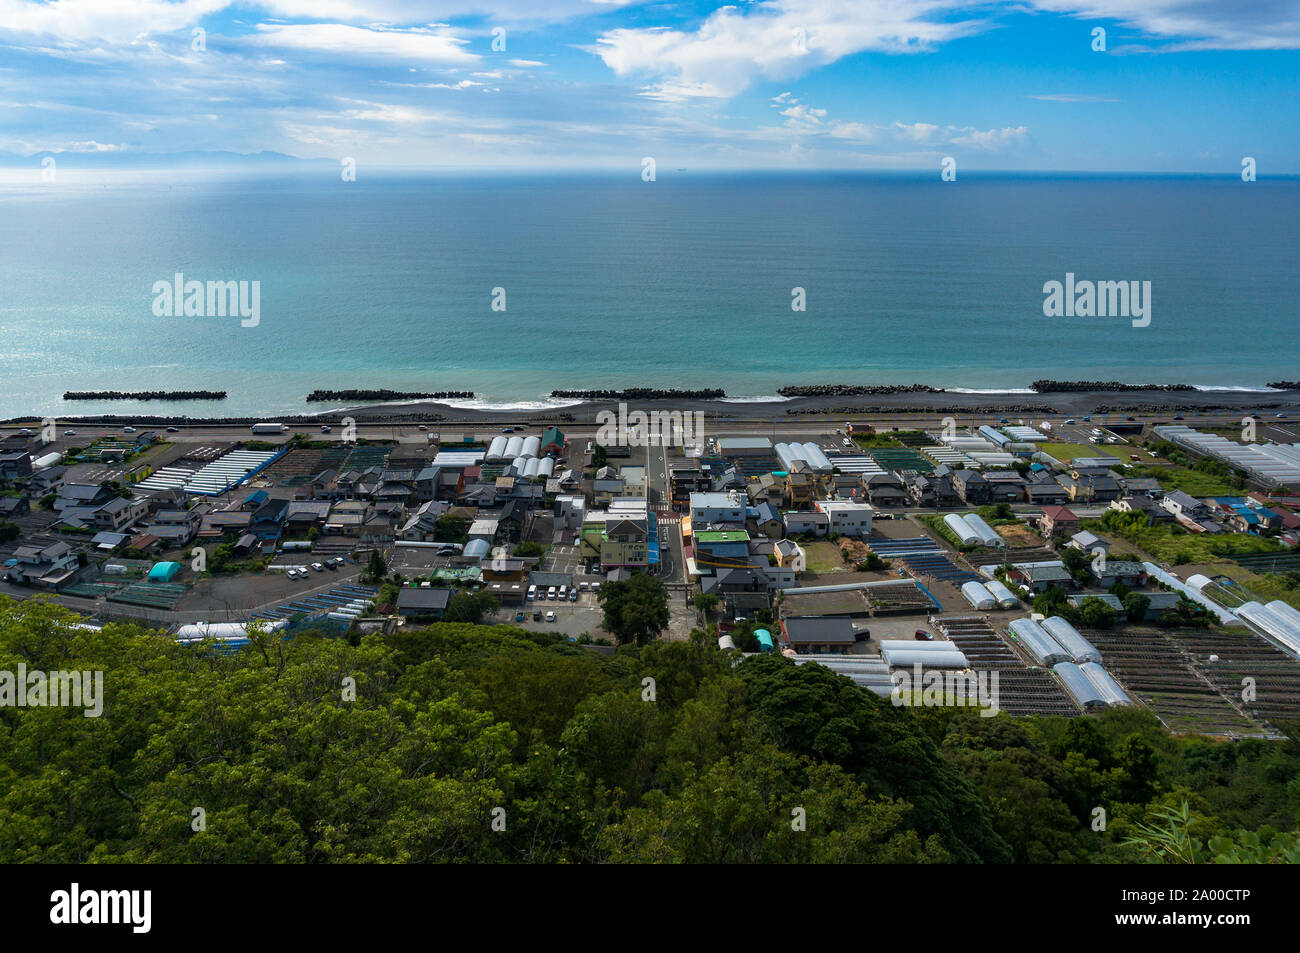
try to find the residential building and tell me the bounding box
[779,616,859,655]
[5,541,78,588]
[814,499,873,537]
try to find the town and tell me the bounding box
[2,403,1298,738]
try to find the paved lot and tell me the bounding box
[504,603,605,640]
[542,543,586,576]
[178,562,362,614]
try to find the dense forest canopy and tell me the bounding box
[0,597,1296,863]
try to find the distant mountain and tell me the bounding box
[0,149,334,169]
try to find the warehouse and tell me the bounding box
[716,436,773,456]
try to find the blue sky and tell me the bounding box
[1,0,1298,171]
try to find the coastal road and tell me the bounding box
[4,410,1291,447]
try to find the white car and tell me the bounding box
[545,611,556,623]
[311,562,325,572]
[123,426,137,433]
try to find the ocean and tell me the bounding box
[0,170,1296,418]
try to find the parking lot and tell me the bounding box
[541,543,586,577]
[506,603,606,641]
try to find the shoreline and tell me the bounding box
[7,386,1300,427]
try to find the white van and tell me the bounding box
[527,585,537,601]
[546,586,557,601]
[557,585,568,601]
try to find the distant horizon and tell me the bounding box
[2,155,1299,179]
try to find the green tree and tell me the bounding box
[443,590,501,624]
[434,514,469,544]
[1122,592,1150,623]
[598,573,670,645]
[692,592,720,621]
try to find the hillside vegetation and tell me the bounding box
[0,598,1296,863]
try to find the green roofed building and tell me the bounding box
[541,427,566,455]
[694,530,751,544]
[148,561,181,582]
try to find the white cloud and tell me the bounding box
[774,99,1029,154]
[0,0,226,44]
[249,24,478,64]
[1028,94,1121,102]
[1027,1,1300,51]
[948,124,1027,149]
[63,140,127,152]
[587,0,987,101]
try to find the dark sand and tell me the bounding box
[343,388,1300,425]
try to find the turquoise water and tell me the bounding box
[0,171,1296,417]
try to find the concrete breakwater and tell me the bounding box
[62,390,227,400]
[305,389,474,402]
[777,384,941,397]
[550,388,725,400]
[787,403,1056,415]
[1030,380,1196,393]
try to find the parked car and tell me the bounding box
[310,562,325,572]
[545,611,556,623]
[527,585,537,600]
[533,610,543,621]
[546,586,557,600]
[914,629,934,641]
[568,589,578,602]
